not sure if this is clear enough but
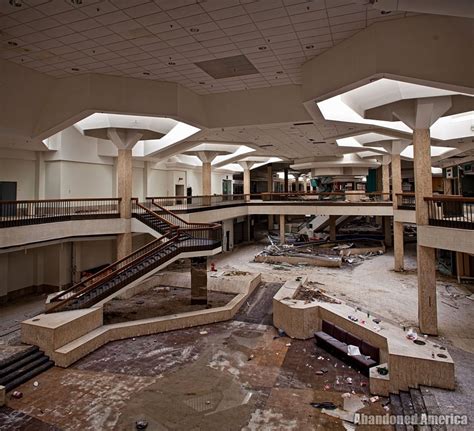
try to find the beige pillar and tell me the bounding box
[382,162,390,200]
[414,128,437,335]
[329,215,337,241]
[279,214,285,244]
[392,153,404,271]
[202,161,212,197]
[239,161,255,201]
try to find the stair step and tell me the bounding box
[0,355,50,386]
[409,388,431,431]
[389,393,407,431]
[0,346,39,370]
[399,391,415,431]
[0,350,45,378]
[4,360,54,392]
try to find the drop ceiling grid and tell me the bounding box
[1,0,408,94]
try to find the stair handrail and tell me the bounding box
[149,200,221,230]
[132,199,180,229]
[46,231,179,313]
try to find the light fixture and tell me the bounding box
[9,0,22,7]
[305,44,314,49]
[8,41,18,46]
[71,67,80,71]
[168,61,176,65]
[258,46,267,50]
[70,0,83,5]
[143,71,150,75]
[189,28,199,33]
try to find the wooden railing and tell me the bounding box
[426,196,474,230]
[0,198,121,228]
[396,193,416,210]
[147,192,391,210]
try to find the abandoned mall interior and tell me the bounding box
[0,0,473,429]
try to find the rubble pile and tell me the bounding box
[294,285,341,304]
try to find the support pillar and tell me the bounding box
[268,215,274,231]
[202,161,212,197]
[329,215,337,241]
[383,217,392,247]
[414,128,437,335]
[392,152,404,271]
[117,149,133,259]
[238,161,255,202]
[191,256,207,304]
[107,128,143,260]
[267,165,273,193]
[382,157,390,201]
[284,168,289,193]
[279,214,285,244]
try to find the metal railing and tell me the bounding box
[0,198,121,228]
[396,193,416,210]
[426,196,474,230]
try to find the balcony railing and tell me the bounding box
[147,192,391,210]
[426,196,474,230]
[0,198,121,228]
[396,193,416,210]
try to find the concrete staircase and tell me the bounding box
[0,346,54,392]
[389,388,446,431]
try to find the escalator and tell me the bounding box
[46,201,221,313]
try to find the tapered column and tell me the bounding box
[191,256,207,304]
[279,214,285,244]
[414,128,437,335]
[202,162,212,196]
[392,153,404,271]
[329,215,337,241]
[239,161,255,201]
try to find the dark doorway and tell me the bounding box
[0,181,17,216]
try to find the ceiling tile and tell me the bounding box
[217,15,253,29]
[166,4,204,20]
[10,7,45,24]
[95,10,130,25]
[124,2,161,18]
[81,2,119,17]
[69,19,102,32]
[28,17,61,31]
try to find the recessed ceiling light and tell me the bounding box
[70,0,82,5]
[305,44,314,49]
[7,41,18,46]
[198,81,205,85]
[71,67,80,71]
[143,71,150,75]
[9,0,22,7]
[276,71,283,74]
[258,46,267,50]
[168,61,176,65]
[189,28,199,33]
[380,10,391,15]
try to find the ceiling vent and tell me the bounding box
[195,55,259,79]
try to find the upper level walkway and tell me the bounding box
[0,193,472,250]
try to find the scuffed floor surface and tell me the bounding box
[0,320,389,430]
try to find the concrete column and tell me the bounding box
[239,161,254,201]
[267,165,273,193]
[392,153,404,271]
[382,160,390,200]
[279,214,285,244]
[414,128,437,335]
[117,149,133,259]
[191,256,207,304]
[202,162,212,197]
[329,215,337,241]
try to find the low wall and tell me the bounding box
[255,254,342,268]
[22,272,261,368]
[272,278,455,395]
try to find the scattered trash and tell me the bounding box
[377,366,389,375]
[345,377,353,384]
[342,393,351,398]
[348,315,358,322]
[369,396,379,403]
[33,381,39,387]
[320,367,328,374]
[347,345,361,357]
[406,328,417,341]
[248,354,255,361]
[310,401,337,410]
[135,420,148,430]
[316,371,324,375]
[199,330,208,335]
[132,338,136,341]
[205,400,211,405]
[135,300,145,305]
[372,318,381,324]
[210,262,217,271]
[11,391,23,399]
[324,384,331,390]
